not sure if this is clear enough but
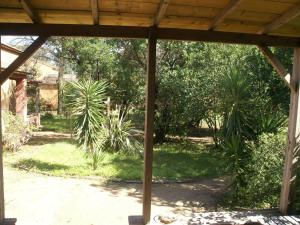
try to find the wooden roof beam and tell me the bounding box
[258,45,293,90]
[0,36,48,85]
[19,0,40,23]
[259,1,300,34]
[209,0,244,30]
[0,23,300,47]
[91,0,99,25]
[153,0,170,26]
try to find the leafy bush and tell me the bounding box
[225,132,285,208]
[41,112,54,120]
[220,68,286,208]
[292,151,300,212]
[100,108,142,155]
[2,111,32,151]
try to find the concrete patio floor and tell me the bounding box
[4,167,227,225]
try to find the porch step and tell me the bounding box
[0,218,17,225]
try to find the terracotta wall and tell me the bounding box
[15,78,27,120]
[1,79,16,113]
[39,83,58,111]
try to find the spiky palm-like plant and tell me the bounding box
[65,79,107,169]
[221,69,252,189]
[100,107,142,155]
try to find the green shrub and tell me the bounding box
[41,112,54,120]
[2,112,32,151]
[225,132,285,208]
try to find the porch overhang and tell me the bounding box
[1,1,300,225]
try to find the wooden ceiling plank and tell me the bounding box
[153,0,170,26]
[0,23,299,47]
[259,1,300,34]
[0,36,48,85]
[91,0,99,25]
[209,0,245,30]
[19,0,40,23]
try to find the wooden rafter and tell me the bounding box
[153,0,170,26]
[0,36,48,85]
[258,46,293,90]
[209,0,244,30]
[19,0,40,23]
[90,0,99,25]
[259,2,300,34]
[0,23,300,47]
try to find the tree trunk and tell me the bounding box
[57,53,64,115]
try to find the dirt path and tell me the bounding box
[4,167,227,225]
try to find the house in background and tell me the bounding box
[0,44,29,122]
[1,43,77,126]
[35,71,77,112]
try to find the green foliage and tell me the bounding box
[292,146,300,212]
[225,133,285,208]
[100,108,142,155]
[65,79,107,169]
[220,68,254,193]
[154,42,210,142]
[2,112,32,151]
[41,112,54,120]
[222,68,252,139]
[220,66,287,208]
[251,108,287,135]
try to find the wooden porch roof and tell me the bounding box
[0,0,300,45]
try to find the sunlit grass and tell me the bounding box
[41,116,71,133]
[4,140,229,180]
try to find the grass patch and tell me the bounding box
[5,140,229,180]
[41,116,70,133]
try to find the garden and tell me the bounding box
[3,38,299,211]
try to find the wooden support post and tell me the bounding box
[280,48,300,214]
[142,28,157,225]
[0,35,4,223]
[258,46,293,90]
[0,36,48,85]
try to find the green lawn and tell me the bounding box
[41,116,71,133]
[4,139,229,181]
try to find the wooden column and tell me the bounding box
[142,28,157,225]
[0,35,5,222]
[280,48,300,214]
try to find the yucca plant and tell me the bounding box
[65,79,107,169]
[221,69,253,191]
[253,108,287,135]
[100,107,142,155]
[222,68,251,139]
